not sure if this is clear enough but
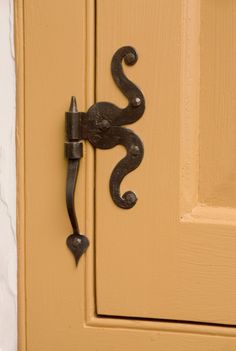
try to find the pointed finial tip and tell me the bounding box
[69,96,78,113]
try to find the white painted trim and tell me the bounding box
[0,0,17,350]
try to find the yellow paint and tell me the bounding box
[17,0,236,349]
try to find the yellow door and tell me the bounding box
[17,0,236,350]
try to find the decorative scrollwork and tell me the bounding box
[85,46,145,208]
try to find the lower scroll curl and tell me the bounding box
[109,128,144,209]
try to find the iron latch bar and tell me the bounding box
[65,46,145,265]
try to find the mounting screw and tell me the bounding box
[126,192,137,205]
[125,52,136,65]
[130,145,140,157]
[72,236,82,248]
[131,97,141,107]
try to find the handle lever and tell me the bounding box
[65,97,89,265]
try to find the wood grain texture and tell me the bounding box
[18,0,236,350]
[23,1,88,349]
[180,0,200,216]
[95,0,236,325]
[96,0,182,320]
[199,0,236,208]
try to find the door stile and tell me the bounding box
[85,0,97,323]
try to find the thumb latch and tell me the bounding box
[65,46,145,265]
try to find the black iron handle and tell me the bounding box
[65,46,145,265]
[65,98,89,265]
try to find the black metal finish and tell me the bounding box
[65,97,89,265]
[65,46,145,264]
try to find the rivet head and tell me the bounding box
[99,119,111,130]
[130,145,140,156]
[131,97,141,107]
[72,237,82,248]
[124,52,136,65]
[126,192,137,204]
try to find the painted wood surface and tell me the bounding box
[17,0,236,350]
[96,0,236,325]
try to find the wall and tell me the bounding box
[0,0,17,350]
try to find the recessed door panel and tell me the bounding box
[96,0,236,325]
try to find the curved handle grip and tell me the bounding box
[65,98,89,265]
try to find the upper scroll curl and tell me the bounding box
[110,46,145,126]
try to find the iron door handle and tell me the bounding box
[65,46,145,265]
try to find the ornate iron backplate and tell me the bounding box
[65,46,145,265]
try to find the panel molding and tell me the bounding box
[182,203,236,226]
[180,0,200,217]
[86,315,236,337]
[180,0,236,226]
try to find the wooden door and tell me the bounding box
[16,0,236,350]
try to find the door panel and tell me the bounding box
[96,0,236,324]
[199,0,236,208]
[17,0,236,350]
